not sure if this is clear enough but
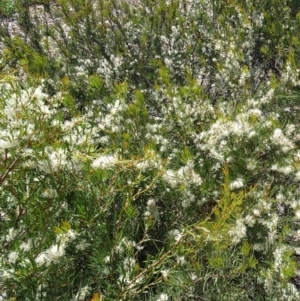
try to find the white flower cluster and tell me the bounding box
[271,128,294,153]
[35,229,76,267]
[0,86,55,151]
[168,229,183,242]
[163,160,202,188]
[144,198,159,222]
[97,99,127,133]
[38,147,68,174]
[229,219,247,245]
[157,293,168,301]
[91,153,118,170]
[230,178,244,190]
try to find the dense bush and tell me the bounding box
[1,0,300,300]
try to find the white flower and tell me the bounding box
[6,228,18,241]
[35,252,48,266]
[273,247,285,272]
[0,139,18,149]
[163,161,202,188]
[147,198,156,207]
[135,160,151,170]
[157,293,168,301]
[246,158,257,170]
[2,268,15,280]
[161,269,169,280]
[230,178,244,190]
[104,256,110,264]
[162,169,178,187]
[176,256,186,265]
[49,149,68,171]
[271,128,294,151]
[244,215,255,227]
[295,171,300,181]
[189,272,197,281]
[38,148,69,174]
[273,128,283,140]
[58,229,77,244]
[20,240,32,252]
[42,188,57,198]
[169,229,183,242]
[295,210,300,220]
[76,239,89,251]
[91,154,118,169]
[8,251,19,264]
[229,219,247,244]
[253,209,261,217]
[35,243,65,266]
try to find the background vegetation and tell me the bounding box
[1,0,300,300]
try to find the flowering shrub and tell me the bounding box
[1,0,300,300]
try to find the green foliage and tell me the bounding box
[0,0,15,17]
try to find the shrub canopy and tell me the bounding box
[1,0,300,300]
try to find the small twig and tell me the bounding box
[0,154,21,185]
